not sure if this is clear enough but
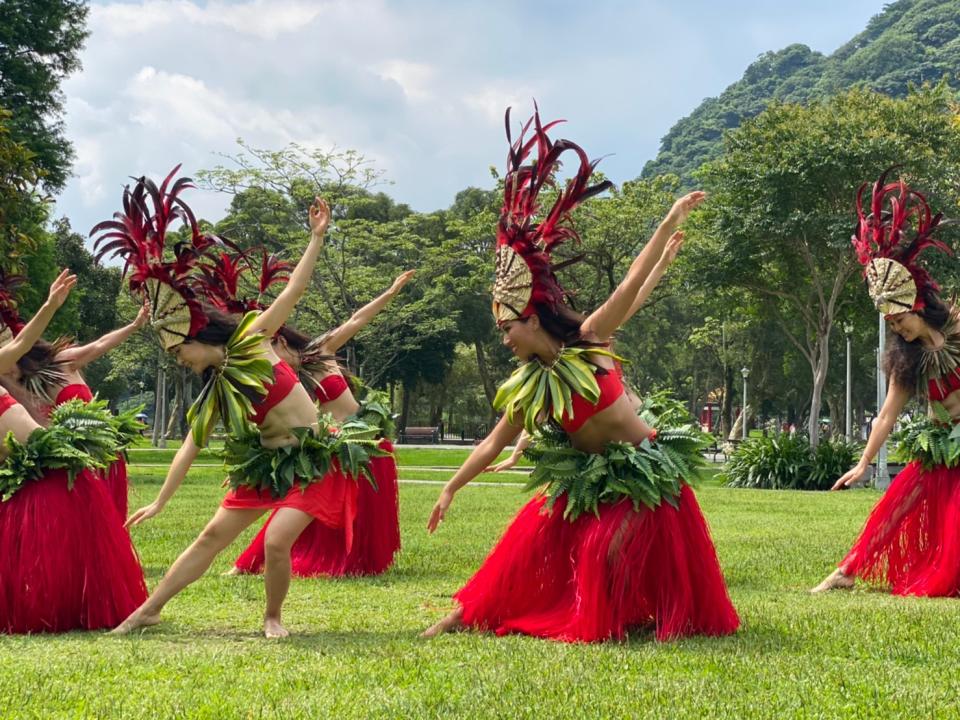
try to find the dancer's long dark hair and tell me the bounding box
[16,337,72,379]
[883,288,952,392]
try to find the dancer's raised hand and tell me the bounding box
[47,269,77,309]
[427,487,454,533]
[662,231,686,264]
[309,196,331,239]
[133,303,151,329]
[389,270,416,296]
[666,191,706,227]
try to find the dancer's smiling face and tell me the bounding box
[169,340,225,375]
[887,312,928,343]
[500,317,539,360]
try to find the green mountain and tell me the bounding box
[643,0,960,181]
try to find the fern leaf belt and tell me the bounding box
[522,424,710,522]
[346,392,395,441]
[0,399,146,502]
[221,417,391,499]
[892,412,960,470]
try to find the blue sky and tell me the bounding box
[58,0,888,235]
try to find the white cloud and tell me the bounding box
[57,0,888,241]
[95,0,329,40]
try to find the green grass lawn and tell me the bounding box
[126,444,534,468]
[2,453,959,718]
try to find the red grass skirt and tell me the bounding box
[221,463,359,550]
[0,469,148,634]
[104,457,128,520]
[232,440,400,576]
[841,460,960,596]
[454,485,739,642]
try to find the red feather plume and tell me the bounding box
[496,105,613,318]
[91,165,218,336]
[852,167,951,306]
[0,268,26,334]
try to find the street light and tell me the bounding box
[844,323,854,442]
[876,315,890,489]
[741,366,750,440]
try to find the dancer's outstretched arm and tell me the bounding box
[125,431,203,525]
[832,382,911,490]
[427,415,522,532]
[623,230,685,323]
[252,197,330,338]
[582,192,704,341]
[56,305,149,370]
[0,269,76,373]
[319,270,415,353]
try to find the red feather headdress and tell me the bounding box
[0,268,26,345]
[852,169,951,317]
[91,165,218,350]
[491,106,613,325]
[195,241,291,314]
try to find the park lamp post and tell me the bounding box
[876,315,890,490]
[741,366,750,440]
[844,323,854,442]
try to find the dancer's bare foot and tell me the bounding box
[809,568,855,594]
[264,616,289,639]
[421,607,464,638]
[110,608,161,635]
[221,566,243,577]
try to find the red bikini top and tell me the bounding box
[0,392,18,419]
[38,383,95,419]
[314,374,349,404]
[249,361,299,425]
[928,368,960,402]
[55,383,94,405]
[559,367,624,434]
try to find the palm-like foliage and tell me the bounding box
[721,433,860,490]
[186,311,273,447]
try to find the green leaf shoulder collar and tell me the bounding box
[186,311,275,447]
[493,346,622,433]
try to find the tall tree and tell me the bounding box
[0,0,89,191]
[695,84,960,446]
[0,107,45,265]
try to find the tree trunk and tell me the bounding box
[721,365,734,439]
[808,325,831,448]
[429,382,447,427]
[399,382,415,431]
[155,362,168,449]
[164,368,183,439]
[152,349,165,447]
[474,339,498,425]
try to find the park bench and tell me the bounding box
[399,426,441,444]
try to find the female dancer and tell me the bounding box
[486,233,684,473]
[6,305,150,517]
[812,173,960,596]
[97,169,354,638]
[230,270,413,577]
[423,110,739,642]
[0,270,148,633]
